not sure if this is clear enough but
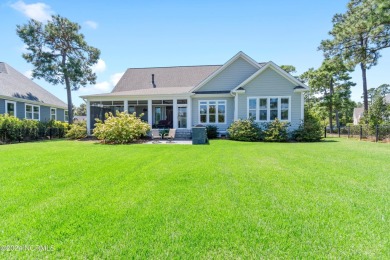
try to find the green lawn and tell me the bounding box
[0,139,389,258]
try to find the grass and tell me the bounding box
[0,138,389,258]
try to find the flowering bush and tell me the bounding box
[0,114,22,141]
[66,121,87,139]
[93,111,151,144]
[227,119,261,141]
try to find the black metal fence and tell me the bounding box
[0,127,66,144]
[324,125,390,142]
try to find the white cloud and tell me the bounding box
[23,70,33,78]
[84,20,98,29]
[110,72,124,86]
[11,1,53,22]
[92,59,106,73]
[94,81,111,91]
[78,71,124,95]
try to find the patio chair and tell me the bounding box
[165,129,176,143]
[151,129,162,143]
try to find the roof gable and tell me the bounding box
[191,51,263,93]
[232,62,309,92]
[0,62,67,108]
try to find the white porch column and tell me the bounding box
[147,99,152,127]
[187,98,192,129]
[234,93,238,121]
[124,100,128,113]
[86,100,91,135]
[173,98,178,129]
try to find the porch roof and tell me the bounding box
[80,86,193,98]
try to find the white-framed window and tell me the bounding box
[25,104,40,120]
[50,108,56,120]
[5,101,16,116]
[247,97,290,122]
[199,100,226,124]
[64,110,69,122]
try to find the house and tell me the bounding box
[353,94,390,125]
[0,62,68,122]
[353,107,364,125]
[81,52,309,136]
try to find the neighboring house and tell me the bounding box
[353,94,390,125]
[0,62,68,122]
[353,107,364,125]
[73,115,87,122]
[81,51,309,135]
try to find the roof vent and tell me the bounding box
[152,74,156,88]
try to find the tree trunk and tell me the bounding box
[65,74,73,124]
[329,78,334,132]
[361,62,369,112]
[335,110,339,128]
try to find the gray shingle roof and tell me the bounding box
[112,65,222,93]
[0,62,67,108]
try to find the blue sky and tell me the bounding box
[1,0,389,106]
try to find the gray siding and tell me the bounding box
[40,106,50,122]
[196,57,258,92]
[191,97,234,132]
[57,108,65,121]
[16,102,25,119]
[237,67,303,128]
[0,99,5,114]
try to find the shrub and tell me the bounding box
[47,120,69,138]
[0,114,22,142]
[227,119,261,141]
[93,111,151,144]
[263,118,289,142]
[293,111,323,142]
[66,121,87,139]
[21,119,39,140]
[206,125,218,139]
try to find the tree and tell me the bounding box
[280,65,297,74]
[319,0,390,112]
[362,84,390,105]
[361,87,377,105]
[75,103,87,116]
[376,83,390,96]
[16,15,100,124]
[301,57,355,131]
[362,95,390,129]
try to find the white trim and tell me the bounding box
[247,96,291,122]
[177,105,188,129]
[25,103,40,121]
[191,51,262,93]
[301,93,304,122]
[5,100,17,116]
[191,93,232,98]
[234,93,238,121]
[83,94,191,102]
[173,98,178,129]
[86,100,91,134]
[50,107,57,121]
[64,110,69,122]
[198,100,227,124]
[147,99,152,126]
[187,98,192,129]
[232,62,309,92]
